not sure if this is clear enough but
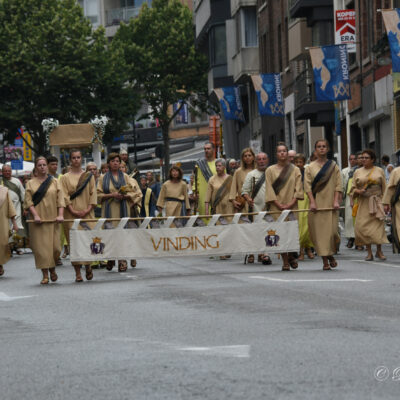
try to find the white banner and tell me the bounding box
[70,213,300,261]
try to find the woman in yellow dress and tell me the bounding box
[60,149,97,282]
[304,140,342,270]
[0,186,18,276]
[351,149,388,261]
[157,166,191,225]
[265,143,303,271]
[97,153,142,272]
[24,157,65,284]
[294,153,314,260]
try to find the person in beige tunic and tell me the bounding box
[229,147,256,213]
[97,153,142,272]
[24,157,65,284]
[351,149,388,261]
[304,140,342,270]
[266,143,303,271]
[60,149,97,282]
[383,166,400,254]
[157,166,191,225]
[205,159,233,260]
[0,186,18,276]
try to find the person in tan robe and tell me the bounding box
[205,159,234,260]
[383,166,400,254]
[24,157,65,284]
[229,147,256,213]
[266,143,303,271]
[157,166,191,226]
[304,140,342,270]
[0,186,18,276]
[351,149,388,261]
[60,149,97,282]
[97,153,142,272]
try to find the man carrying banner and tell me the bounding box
[242,152,272,265]
[0,186,18,277]
[194,142,216,216]
[383,165,400,254]
[265,143,303,271]
[1,164,26,254]
[60,149,97,282]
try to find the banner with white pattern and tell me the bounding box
[69,211,299,261]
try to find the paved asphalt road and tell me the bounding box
[1,244,400,400]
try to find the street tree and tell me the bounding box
[113,0,208,180]
[0,0,138,154]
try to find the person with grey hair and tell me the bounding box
[242,152,272,265]
[288,150,297,164]
[119,149,136,175]
[0,164,26,254]
[205,158,233,260]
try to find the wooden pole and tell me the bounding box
[26,207,345,223]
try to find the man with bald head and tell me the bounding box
[0,165,26,253]
[241,152,272,265]
[288,150,296,164]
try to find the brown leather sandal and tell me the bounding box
[106,260,114,271]
[50,270,58,282]
[245,255,255,264]
[0,265,4,276]
[327,256,337,268]
[282,264,290,271]
[85,267,93,281]
[118,261,128,272]
[41,277,49,285]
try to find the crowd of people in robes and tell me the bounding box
[0,138,399,284]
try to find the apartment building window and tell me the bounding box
[210,25,227,66]
[78,0,100,26]
[312,20,333,46]
[241,7,258,47]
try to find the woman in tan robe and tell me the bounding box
[351,149,388,261]
[205,159,234,260]
[60,149,97,282]
[304,140,342,270]
[157,166,191,225]
[97,153,142,272]
[0,186,18,276]
[383,166,400,253]
[24,157,65,284]
[266,143,303,271]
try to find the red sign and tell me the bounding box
[335,10,356,53]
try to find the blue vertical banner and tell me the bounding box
[382,9,400,72]
[251,74,284,116]
[214,87,245,122]
[309,44,351,101]
[173,101,188,125]
[11,130,24,170]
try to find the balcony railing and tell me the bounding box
[105,3,150,26]
[293,63,314,107]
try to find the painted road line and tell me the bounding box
[177,345,250,358]
[354,260,400,268]
[249,276,373,283]
[0,292,37,302]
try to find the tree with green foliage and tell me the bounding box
[113,0,208,180]
[0,0,138,154]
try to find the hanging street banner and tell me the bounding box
[214,87,245,122]
[309,44,351,101]
[70,216,299,261]
[10,130,24,170]
[173,101,189,125]
[335,9,356,53]
[382,9,400,72]
[251,74,284,116]
[22,131,32,161]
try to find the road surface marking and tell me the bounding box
[0,292,37,302]
[177,345,250,358]
[249,276,373,283]
[354,260,400,268]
